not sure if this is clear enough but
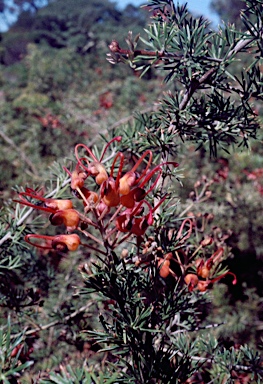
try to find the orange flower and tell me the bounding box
[14,188,74,214]
[49,209,80,231]
[25,234,81,252]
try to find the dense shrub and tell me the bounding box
[0,0,263,382]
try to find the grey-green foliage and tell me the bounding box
[1,0,263,382]
[78,255,208,383]
[108,0,263,156]
[0,317,33,382]
[39,363,120,384]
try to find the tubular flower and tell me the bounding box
[196,272,237,292]
[130,216,152,236]
[25,234,81,252]
[157,253,176,279]
[74,136,122,186]
[116,214,133,233]
[74,136,178,211]
[87,162,108,185]
[184,274,199,292]
[49,209,80,232]
[157,258,171,278]
[14,188,74,214]
[15,138,179,256]
[196,248,224,279]
[74,187,99,209]
[119,171,137,195]
[184,270,237,292]
[115,196,166,237]
[118,161,178,209]
[120,187,145,208]
[100,177,120,207]
[70,169,87,190]
[45,199,73,211]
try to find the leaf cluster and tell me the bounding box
[108,0,263,155]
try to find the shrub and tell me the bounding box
[0,0,263,382]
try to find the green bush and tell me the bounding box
[0,0,263,382]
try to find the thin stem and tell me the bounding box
[11,303,93,339]
[104,205,123,230]
[173,251,185,274]
[179,29,262,110]
[104,226,118,242]
[78,228,104,246]
[81,242,107,256]
[113,231,133,247]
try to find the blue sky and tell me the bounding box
[0,0,220,32]
[117,0,220,26]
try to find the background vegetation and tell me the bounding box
[0,0,263,382]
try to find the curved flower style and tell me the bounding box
[14,188,73,213]
[15,137,179,256]
[71,136,178,210]
[14,188,79,232]
[73,136,122,186]
[25,234,81,252]
[184,246,237,293]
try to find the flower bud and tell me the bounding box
[196,258,210,279]
[158,258,170,278]
[198,266,210,279]
[131,217,149,236]
[184,274,199,291]
[120,187,145,208]
[116,214,133,233]
[197,280,210,292]
[78,187,98,208]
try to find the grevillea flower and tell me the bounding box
[71,136,178,210]
[25,234,81,252]
[14,188,73,213]
[73,136,122,187]
[100,177,121,207]
[14,188,80,232]
[115,196,166,237]
[16,138,179,256]
[49,209,80,232]
[184,270,237,292]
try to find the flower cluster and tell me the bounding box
[15,137,177,255]
[15,137,236,292]
[135,216,237,291]
[184,247,237,292]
